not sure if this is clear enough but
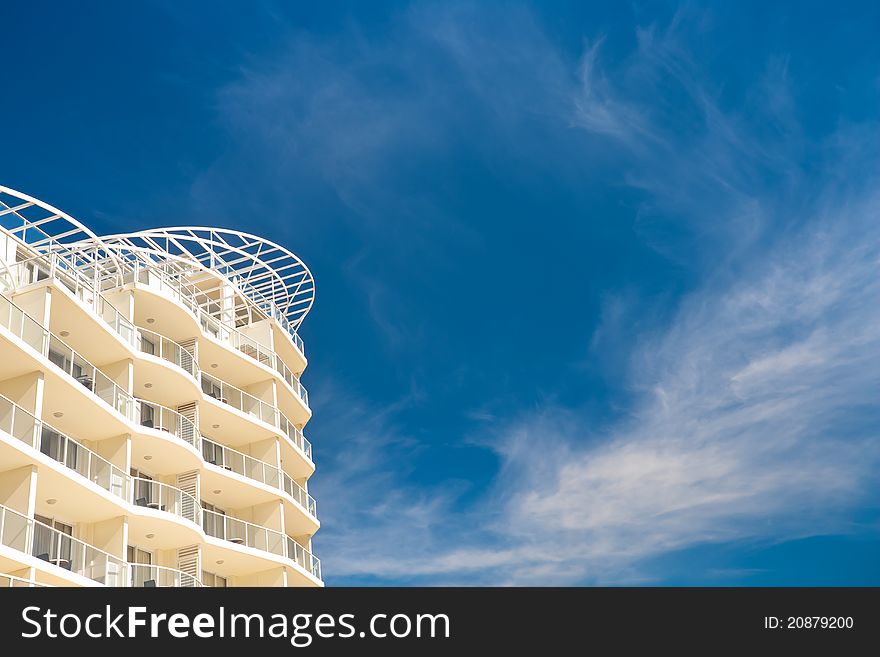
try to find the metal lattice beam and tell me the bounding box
[0,186,314,334]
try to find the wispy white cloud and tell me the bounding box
[307,379,476,583]
[489,196,880,582]
[318,182,880,584]
[203,3,880,584]
[573,38,661,148]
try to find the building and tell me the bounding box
[0,185,321,587]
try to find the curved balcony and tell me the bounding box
[6,252,137,348]
[110,259,309,410]
[272,356,309,407]
[0,394,128,500]
[201,436,280,487]
[286,536,322,581]
[291,329,305,356]
[200,371,276,425]
[201,508,284,556]
[38,422,129,499]
[4,253,301,414]
[200,371,312,461]
[201,436,317,519]
[125,260,306,359]
[282,472,317,518]
[135,399,199,450]
[0,293,135,418]
[136,327,198,380]
[5,230,307,385]
[0,504,126,585]
[201,509,321,580]
[46,332,134,415]
[130,477,201,526]
[0,393,41,447]
[129,563,202,588]
[278,414,313,461]
[2,392,311,526]
[202,318,308,410]
[121,258,308,388]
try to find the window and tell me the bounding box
[201,376,222,400]
[47,349,67,370]
[200,502,225,538]
[140,335,156,356]
[140,402,155,428]
[32,515,73,569]
[128,546,154,587]
[47,347,84,380]
[39,427,63,461]
[127,546,152,564]
[202,440,224,467]
[201,571,227,588]
[42,430,83,472]
[131,469,154,506]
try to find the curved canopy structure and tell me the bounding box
[0,185,101,249]
[98,228,315,332]
[0,185,314,335]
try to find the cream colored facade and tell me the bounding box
[0,186,321,587]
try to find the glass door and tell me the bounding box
[127,546,154,587]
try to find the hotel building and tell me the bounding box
[0,185,321,587]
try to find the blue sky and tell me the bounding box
[2,1,879,585]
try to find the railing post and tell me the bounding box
[7,403,15,445]
[31,417,40,450]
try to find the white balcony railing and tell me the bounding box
[129,563,202,588]
[278,413,313,461]
[282,471,318,518]
[0,573,52,587]
[201,509,321,580]
[206,314,308,407]
[122,260,306,358]
[286,536,322,581]
[1,393,316,529]
[200,371,277,425]
[0,504,205,587]
[0,394,128,500]
[201,508,285,556]
[200,372,312,461]
[6,256,201,386]
[136,327,198,379]
[135,399,200,449]
[272,356,309,407]
[3,269,310,464]
[201,436,317,519]
[201,437,280,487]
[0,293,135,419]
[120,261,309,400]
[37,424,128,499]
[130,477,201,525]
[4,243,306,391]
[255,297,305,355]
[6,253,137,347]
[0,504,126,586]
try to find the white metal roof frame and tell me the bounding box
[97,228,315,330]
[0,186,314,334]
